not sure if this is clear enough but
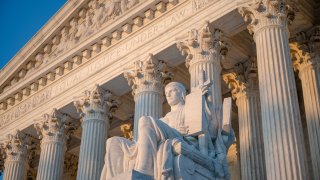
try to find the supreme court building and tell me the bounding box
[0,0,319,179]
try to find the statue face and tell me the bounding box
[165,85,184,106]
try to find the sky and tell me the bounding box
[0,1,66,179]
[0,0,67,71]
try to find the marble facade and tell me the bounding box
[0,0,319,179]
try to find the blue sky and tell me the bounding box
[0,1,66,178]
[0,0,67,70]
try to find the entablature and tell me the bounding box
[0,0,181,109]
[0,0,242,136]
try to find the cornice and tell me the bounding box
[0,0,85,84]
[0,0,238,134]
[0,0,175,109]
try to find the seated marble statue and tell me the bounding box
[100,82,234,180]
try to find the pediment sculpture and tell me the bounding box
[49,0,139,61]
[100,81,235,180]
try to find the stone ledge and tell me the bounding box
[109,170,153,180]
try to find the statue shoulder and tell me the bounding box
[159,116,169,124]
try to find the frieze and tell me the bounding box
[0,1,195,129]
[47,0,139,62]
[1,0,223,102]
[0,0,140,98]
[192,0,217,11]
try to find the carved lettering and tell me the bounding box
[0,3,193,128]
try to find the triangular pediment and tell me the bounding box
[0,0,145,102]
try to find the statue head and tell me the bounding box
[165,82,186,106]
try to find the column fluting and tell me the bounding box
[124,54,171,140]
[177,22,229,156]
[2,130,29,180]
[239,2,307,179]
[291,31,320,179]
[223,60,266,180]
[73,85,118,180]
[34,109,75,180]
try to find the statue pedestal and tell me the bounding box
[109,170,153,180]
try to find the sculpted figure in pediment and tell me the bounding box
[104,0,138,18]
[100,82,234,180]
[87,0,108,33]
[69,18,79,44]
[47,0,141,59]
[51,28,70,58]
[74,10,91,40]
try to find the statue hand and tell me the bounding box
[197,78,211,96]
[200,84,209,95]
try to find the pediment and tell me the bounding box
[0,0,148,105]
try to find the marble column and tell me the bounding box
[1,130,29,180]
[73,85,118,180]
[177,22,228,154]
[124,54,172,140]
[223,59,266,180]
[34,109,72,180]
[177,22,227,106]
[239,1,307,179]
[290,27,320,179]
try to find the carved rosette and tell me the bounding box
[223,58,259,101]
[1,130,29,163]
[124,54,173,98]
[238,0,296,35]
[177,22,228,70]
[34,109,70,144]
[73,85,119,124]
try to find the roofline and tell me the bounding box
[0,0,85,85]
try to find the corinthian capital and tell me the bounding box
[1,130,29,162]
[223,58,258,99]
[309,26,320,55]
[238,0,296,34]
[290,42,312,72]
[290,26,320,72]
[124,54,173,96]
[73,85,120,121]
[176,22,228,68]
[34,109,71,142]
